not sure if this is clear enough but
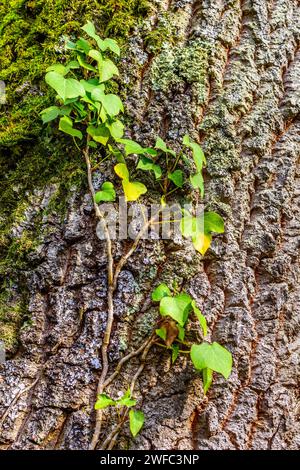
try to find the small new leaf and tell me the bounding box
[171,344,179,364]
[95,182,116,203]
[137,156,162,179]
[155,327,167,341]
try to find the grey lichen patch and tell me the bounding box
[150,40,211,105]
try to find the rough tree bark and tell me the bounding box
[0,0,299,450]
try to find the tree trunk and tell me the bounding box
[0,0,299,450]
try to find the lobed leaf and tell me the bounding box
[95,182,116,203]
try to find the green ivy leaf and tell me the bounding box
[171,344,179,364]
[159,293,192,327]
[190,172,204,198]
[76,37,92,54]
[95,393,116,410]
[183,134,206,171]
[118,139,144,155]
[101,94,124,116]
[180,211,224,255]
[108,120,124,139]
[77,53,97,72]
[95,182,116,203]
[81,21,102,48]
[90,87,105,103]
[129,410,145,437]
[190,342,232,379]
[152,283,171,302]
[66,60,80,70]
[101,38,120,55]
[191,300,207,337]
[46,64,67,75]
[40,106,60,123]
[155,137,176,157]
[80,79,102,94]
[203,212,224,233]
[155,327,167,341]
[98,58,119,82]
[45,72,85,101]
[202,368,213,394]
[137,156,162,179]
[81,20,97,37]
[88,141,98,149]
[59,116,82,139]
[168,169,184,188]
[88,49,103,64]
[87,124,110,145]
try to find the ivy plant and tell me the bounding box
[41,20,231,451]
[152,283,232,392]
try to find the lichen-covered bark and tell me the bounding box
[0,0,300,450]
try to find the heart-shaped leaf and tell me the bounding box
[40,106,60,123]
[190,172,204,197]
[95,182,116,203]
[99,58,119,82]
[108,120,124,139]
[45,72,85,101]
[159,293,192,326]
[168,169,184,187]
[101,94,124,116]
[190,342,232,379]
[122,180,147,202]
[192,232,212,255]
[87,124,110,145]
[155,137,176,156]
[101,38,120,55]
[155,327,167,341]
[183,134,206,171]
[203,212,224,233]
[59,116,82,139]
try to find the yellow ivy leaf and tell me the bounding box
[122,180,147,201]
[192,232,212,255]
[114,163,129,180]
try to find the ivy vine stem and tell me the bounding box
[84,136,115,451]
[101,336,156,450]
